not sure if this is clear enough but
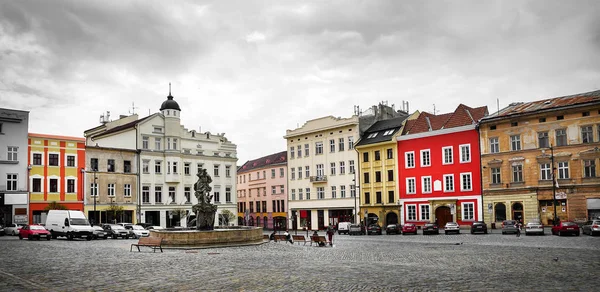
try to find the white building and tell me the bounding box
[84,91,238,228]
[0,108,30,225]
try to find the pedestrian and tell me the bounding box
[269,230,277,242]
[326,225,335,246]
[284,230,293,244]
[516,221,521,237]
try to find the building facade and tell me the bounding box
[479,90,600,226]
[237,151,288,229]
[28,133,86,224]
[0,108,29,226]
[398,105,488,228]
[85,91,238,228]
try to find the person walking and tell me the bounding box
[516,221,521,237]
[326,225,335,246]
[284,230,293,244]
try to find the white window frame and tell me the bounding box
[48,176,60,193]
[406,177,416,194]
[348,136,354,149]
[107,183,115,197]
[462,202,475,221]
[290,146,295,159]
[6,174,18,191]
[338,138,345,151]
[405,151,415,168]
[66,178,75,193]
[510,135,521,151]
[31,152,44,166]
[305,166,310,178]
[316,164,324,176]
[340,185,346,198]
[329,139,335,153]
[489,137,499,154]
[304,144,309,157]
[442,146,453,165]
[540,163,551,180]
[349,160,355,174]
[558,161,569,179]
[460,172,473,191]
[330,162,336,175]
[142,136,149,149]
[339,161,345,174]
[420,204,430,221]
[124,184,131,197]
[315,142,323,154]
[48,152,60,167]
[420,149,431,167]
[460,144,471,163]
[421,176,432,193]
[7,146,18,161]
[407,204,417,221]
[331,186,336,198]
[443,174,454,192]
[317,187,324,199]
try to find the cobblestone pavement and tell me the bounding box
[0,229,598,292]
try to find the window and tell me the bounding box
[297,146,302,158]
[279,185,284,194]
[330,163,336,175]
[300,144,307,157]
[406,178,416,194]
[387,169,394,181]
[272,186,276,195]
[340,161,346,174]
[348,136,354,149]
[376,191,382,204]
[49,178,58,192]
[555,129,567,146]
[7,146,17,161]
[298,189,303,200]
[290,147,295,159]
[443,147,453,164]
[387,148,393,159]
[422,176,432,193]
[226,166,231,177]
[317,187,325,199]
[184,187,191,202]
[367,132,378,139]
[184,163,190,175]
[329,139,335,153]
[349,160,355,174]
[315,142,323,154]
[405,152,415,168]
[142,136,149,149]
[142,186,150,203]
[316,164,323,176]
[462,203,474,220]
[155,186,162,203]
[6,174,17,191]
[460,173,472,191]
[350,185,355,197]
[66,155,75,167]
[291,189,296,200]
[383,129,395,136]
[107,159,115,172]
[340,185,346,198]
[511,121,518,127]
[489,138,499,154]
[584,160,596,178]
[540,163,551,180]
[291,168,295,180]
[420,150,431,166]
[49,154,59,166]
[512,165,523,182]
[582,125,593,143]
[214,165,220,177]
[338,138,344,151]
[363,172,370,184]
[32,178,41,192]
[538,132,549,148]
[107,184,115,197]
[510,135,521,151]
[420,205,430,221]
[155,161,162,173]
[364,192,370,204]
[491,168,501,184]
[90,182,98,197]
[66,179,75,193]
[374,151,381,161]
[197,163,204,174]
[143,160,149,173]
[249,202,254,213]
[155,138,161,150]
[558,161,569,179]
[443,174,454,192]
[172,138,178,150]
[91,158,98,171]
[374,171,381,183]
[305,166,310,178]
[407,205,416,221]
[460,144,471,163]
[305,188,311,200]
[363,152,369,162]
[271,169,276,178]
[123,160,131,173]
[298,167,302,179]
[280,167,284,177]
[539,117,546,123]
[387,191,394,203]
[33,153,42,165]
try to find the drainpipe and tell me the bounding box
[476,123,485,223]
[135,124,141,225]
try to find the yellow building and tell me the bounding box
[479,90,600,226]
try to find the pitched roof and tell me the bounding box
[90,115,153,139]
[238,151,288,173]
[402,104,488,135]
[29,133,85,142]
[356,115,409,147]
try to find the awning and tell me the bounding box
[300,210,308,218]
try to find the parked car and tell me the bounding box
[581,219,600,236]
[444,222,460,234]
[402,223,418,235]
[385,224,401,235]
[136,223,154,229]
[551,221,580,236]
[0,225,5,236]
[45,210,94,240]
[367,224,382,235]
[130,225,150,238]
[524,219,544,236]
[102,224,131,239]
[470,221,488,234]
[92,225,109,239]
[348,224,365,235]
[501,220,519,235]
[117,222,134,230]
[337,222,352,235]
[422,223,439,235]
[146,226,165,231]
[4,223,25,236]
[19,225,51,240]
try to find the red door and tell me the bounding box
[435,207,452,227]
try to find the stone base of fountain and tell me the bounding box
[150,226,264,249]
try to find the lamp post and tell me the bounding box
[397,200,402,225]
[93,169,97,225]
[550,145,558,226]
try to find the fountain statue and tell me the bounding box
[192,168,218,230]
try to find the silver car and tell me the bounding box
[581,219,600,236]
[131,225,150,238]
[502,220,519,235]
[524,220,544,236]
[444,222,460,234]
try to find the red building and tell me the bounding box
[397,105,487,228]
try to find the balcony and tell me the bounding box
[310,175,328,183]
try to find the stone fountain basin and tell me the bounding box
[150,226,264,249]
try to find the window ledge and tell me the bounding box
[0,160,19,164]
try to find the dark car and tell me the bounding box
[470,221,488,234]
[0,225,4,236]
[551,221,580,236]
[102,224,131,239]
[385,224,401,235]
[367,224,382,235]
[422,223,439,235]
[348,224,365,235]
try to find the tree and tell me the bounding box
[107,202,124,223]
[44,201,67,211]
[219,210,236,226]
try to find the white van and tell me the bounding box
[337,222,352,234]
[45,210,94,240]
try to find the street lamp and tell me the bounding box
[93,168,97,225]
[543,145,558,226]
[397,200,402,225]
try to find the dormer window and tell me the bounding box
[167,110,170,115]
[153,127,163,133]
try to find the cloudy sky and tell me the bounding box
[1,0,599,163]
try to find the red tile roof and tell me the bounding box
[238,151,288,173]
[402,104,488,135]
[29,133,85,142]
[490,90,600,119]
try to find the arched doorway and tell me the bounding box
[512,202,523,223]
[248,216,254,226]
[386,212,398,225]
[435,206,452,227]
[366,213,379,226]
[494,203,506,222]
[238,216,244,226]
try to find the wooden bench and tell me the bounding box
[310,235,329,246]
[274,234,287,242]
[292,235,307,245]
[130,236,163,253]
[263,234,269,240]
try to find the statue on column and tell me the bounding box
[192,167,217,230]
